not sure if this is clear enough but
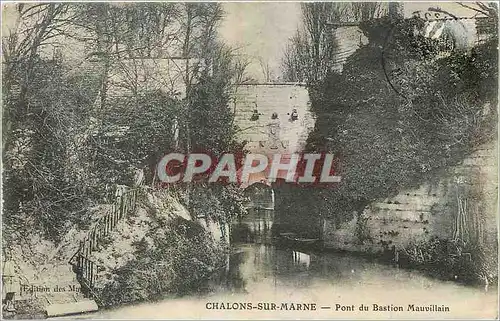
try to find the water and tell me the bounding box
[72,243,497,320]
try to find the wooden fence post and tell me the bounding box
[89,261,94,289]
[133,190,138,212]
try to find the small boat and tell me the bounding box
[276,232,321,250]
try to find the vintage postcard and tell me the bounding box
[1,1,498,319]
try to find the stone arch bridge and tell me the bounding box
[230,83,315,244]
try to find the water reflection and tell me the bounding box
[217,242,496,295]
[86,243,497,320]
[231,208,274,244]
[216,244,317,293]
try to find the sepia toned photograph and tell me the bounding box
[1,1,498,319]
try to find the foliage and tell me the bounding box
[90,91,181,192]
[186,44,246,157]
[98,216,228,306]
[334,18,496,201]
[299,17,498,218]
[181,184,248,224]
[400,237,497,285]
[3,58,101,242]
[2,3,248,244]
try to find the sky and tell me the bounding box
[219,2,301,82]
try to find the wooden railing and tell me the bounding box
[74,254,100,303]
[69,185,140,303]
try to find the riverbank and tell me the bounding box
[276,239,497,290]
[64,243,497,320]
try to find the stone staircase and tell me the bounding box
[5,261,87,318]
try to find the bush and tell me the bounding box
[399,237,497,286]
[282,17,498,234]
[97,217,228,306]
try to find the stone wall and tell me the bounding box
[332,27,368,72]
[323,140,498,254]
[232,84,314,154]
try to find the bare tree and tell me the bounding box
[457,1,498,19]
[258,57,272,82]
[281,2,394,83]
[232,54,253,84]
[350,2,386,21]
[3,4,72,150]
[281,3,350,83]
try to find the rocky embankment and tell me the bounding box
[3,188,230,317]
[86,189,229,306]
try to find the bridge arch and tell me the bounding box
[231,182,275,244]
